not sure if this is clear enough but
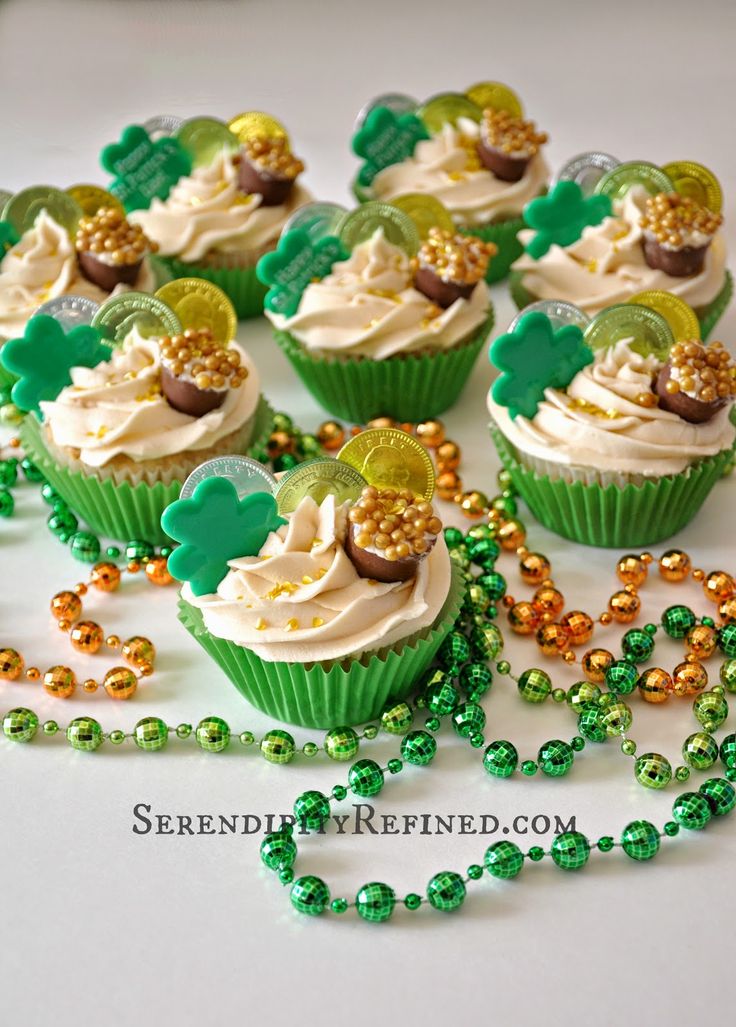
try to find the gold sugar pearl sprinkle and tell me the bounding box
[348,486,442,560]
[481,108,548,157]
[75,206,156,265]
[668,339,736,401]
[243,135,304,179]
[413,227,497,285]
[639,192,723,248]
[160,328,249,390]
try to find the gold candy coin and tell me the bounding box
[66,184,125,218]
[337,428,435,501]
[155,278,237,343]
[275,459,368,514]
[228,111,289,149]
[465,81,523,118]
[627,291,700,342]
[389,194,455,239]
[661,161,723,215]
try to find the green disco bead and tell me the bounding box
[404,893,422,911]
[663,821,679,837]
[467,537,500,569]
[518,668,552,704]
[133,717,169,751]
[125,539,154,562]
[621,820,660,861]
[448,547,470,570]
[672,791,711,830]
[600,700,633,737]
[497,468,514,490]
[47,510,78,537]
[387,758,403,774]
[0,460,18,487]
[400,730,437,766]
[621,739,637,756]
[538,739,575,777]
[348,759,384,797]
[66,717,103,752]
[272,412,294,432]
[675,766,690,783]
[491,494,517,517]
[577,706,608,743]
[355,882,396,923]
[380,700,413,735]
[0,487,12,518]
[720,659,736,693]
[332,784,348,801]
[20,457,45,482]
[634,753,672,789]
[293,790,331,831]
[302,742,319,758]
[40,482,59,505]
[550,831,590,870]
[331,898,348,914]
[425,679,460,716]
[260,729,296,764]
[483,739,518,778]
[459,662,493,700]
[426,871,466,911]
[484,840,523,879]
[661,604,697,639]
[2,707,39,742]
[291,875,330,916]
[470,624,503,662]
[299,433,321,458]
[527,846,545,862]
[467,863,484,881]
[69,531,101,564]
[477,571,506,600]
[42,720,58,736]
[108,730,125,745]
[195,716,230,753]
[699,777,736,816]
[260,831,297,870]
[443,526,464,548]
[682,731,719,770]
[621,628,655,663]
[274,453,298,473]
[597,836,614,852]
[466,581,491,615]
[604,659,638,695]
[693,691,728,729]
[719,733,736,769]
[324,726,360,761]
[452,701,486,739]
[438,630,471,671]
[566,681,600,709]
[718,623,736,658]
[520,760,538,776]
[727,768,736,782]
[466,522,495,542]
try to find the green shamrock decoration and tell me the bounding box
[161,478,287,597]
[257,228,348,317]
[490,311,594,420]
[100,124,192,211]
[523,181,612,259]
[0,220,19,255]
[1,315,112,416]
[352,106,429,187]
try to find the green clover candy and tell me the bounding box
[0,220,19,255]
[162,478,287,597]
[1,315,111,416]
[100,124,192,212]
[352,106,429,187]
[524,181,612,259]
[490,311,594,420]
[257,228,348,318]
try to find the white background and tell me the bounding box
[2,1,736,1024]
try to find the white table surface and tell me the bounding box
[2,1,736,1024]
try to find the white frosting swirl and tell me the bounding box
[40,328,260,467]
[0,212,156,338]
[267,229,490,359]
[370,118,549,226]
[488,340,735,477]
[130,150,312,263]
[184,494,451,663]
[513,186,727,313]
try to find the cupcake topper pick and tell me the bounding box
[257,227,349,318]
[523,181,612,259]
[100,125,192,211]
[161,478,287,597]
[490,311,594,420]
[352,105,429,188]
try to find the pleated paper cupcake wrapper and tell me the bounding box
[20,396,274,545]
[273,312,493,423]
[509,270,733,342]
[161,256,268,320]
[489,419,734,548]
[177,562,465,729]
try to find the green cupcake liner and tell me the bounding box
[160,256,268,320]
[177,562,465,728]
[273,311,493,423]
[490,420,735,548]
[19,396,274,545]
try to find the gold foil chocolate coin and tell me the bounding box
[92,292,183,344]
[177,117,240,167]
[337,428,435,501]
[338,202,420,256]
[275,459,367,514]
[627,291,700,342]
[594,161,674,203]
[583,303,674,362]
[465,81,523,118]
[418,93,483,134]
[662,161,723,215]
[66,184,125,218]
[3,186,83,237]
[389,194,455,238]
[155,279,237,343]
[228,111,289,148]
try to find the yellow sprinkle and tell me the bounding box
[311,538,323,548]
[302,575,314,585]
[317,568,327,579]
[255,618,267,631]
[312,617,324,628]
[586,259,597,273]
[286,618,299,632]
[612,226,630,241]
[260,554,272,561]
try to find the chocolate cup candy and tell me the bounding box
[476,140,529,183]
[238,156,294,207]
[642,237,708,277]
[160,366,227,417]
[78,251,142,291]
[344,525,437,583]
[655,364,727,424]
[414,266,475,308]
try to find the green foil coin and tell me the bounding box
[583,303,674,362]
[180,455,277,500]
[177,117,239,167]
[275,458,367,513]
[283,202,348,243]
[389,193,455,238]
[338,202,420,256]
[418,92,483,133]
[3,186,82,237]
[594,160,674,202]
[92,292,183,344]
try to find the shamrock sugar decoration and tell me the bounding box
[162,478,287,597]
[0,219,19,255]
[490,311,594,420]
[1,315,112,416]
[523,181,612,259]
[257,228,348,318]
[100,125,192,211]
[352,106,429,188]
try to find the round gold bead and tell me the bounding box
[43,665,77,699]
[608,590,641,623]
[103,666,138,701]
[616,554,648,587]
[69,620,104,654]
[638,667,672,703]
[672,661,708,697]
[0,648,24,681]
[659,549,691,582]
[50,590,82,622]
[581,648,614,683]
[519,552,551,585]
[703,570,735,604]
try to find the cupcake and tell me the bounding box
[352,86,549,283]
[487,309,736,547]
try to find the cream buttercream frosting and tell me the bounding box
[184,494,452,663]
[488,340,735,478]
[369,118,549,226]
[267,229,490,359]
[513,186,727,314]
[0,212,156,338]
[130,150,311,263]
[40,327,260,467]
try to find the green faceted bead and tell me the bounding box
[551,831,590,870]
[0,460,18,487]
[438,630,471,671]
[42,720,58,736]
[133,717,169,751]
[663,821,679,837]
[491,494,517,517]
[484,840,523,879]
[425,680,460,716]
[355,882,396,922]
[483,740,518,778]
[330,898,348,914]
[66,717,103,752]
[520,760,538,776]
[260,831,297,870]
[459,662,493,700]
[496,660,511,675]
[538,739,575,777]
[477,571,506,600]
[621,628,655,664]
[661,605,697,639]
[380,700,413,735]
[291,875,329,916]
[348,759,384,797]
[47,510,78,537]
[720,659,736,693]
[20,457,45,482]
[467,863,484,880]
[404,893,422,910]
[324,726,359,761]
[672,791,711,830]
[466,581,491,615]
[518,668,552,703]
[302,742,319,758]
[566,681,601,709]
[273,454,298,473]
[577,706,607,743]
[3,707,39,742]
[470,624,503,662]
[299,433,321,458]
[332,785,347,801]
[448,547,470,571]
[571,735,585,752]
[693,691,728,729]
[718,623,736,658]
[600,700,633,737]
[0,487,13,518]
[401,730,437,766]
[452,702,486,738]
[604,659,639,695]
[108,730,125,745]
[424,716,441,732]
[727,768,736,782]
[675,766,690,782]
[239,730,254,745]
[426,871,466,911]
[176,723,193,739]
[260,729,295,764]
[195,716,230,753]
[527,846,545,861]
[125,539,154,562]
[621,820,660,861]
[293,790,331,830]
[466,522,495,542]
[387,758,403,775]
[621,739,637,757]
[699,777,736,816]
[597,836,614,852]
[443,526,464,548]
[635,753,672,789]
[719,733,736,769]
[551,688,566,703]
[682,731,718,770]
[279,868,294,885]
[69,531,101,564]
[469,732,485,748]
[467,537,500,569]
[40,482,60,505]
